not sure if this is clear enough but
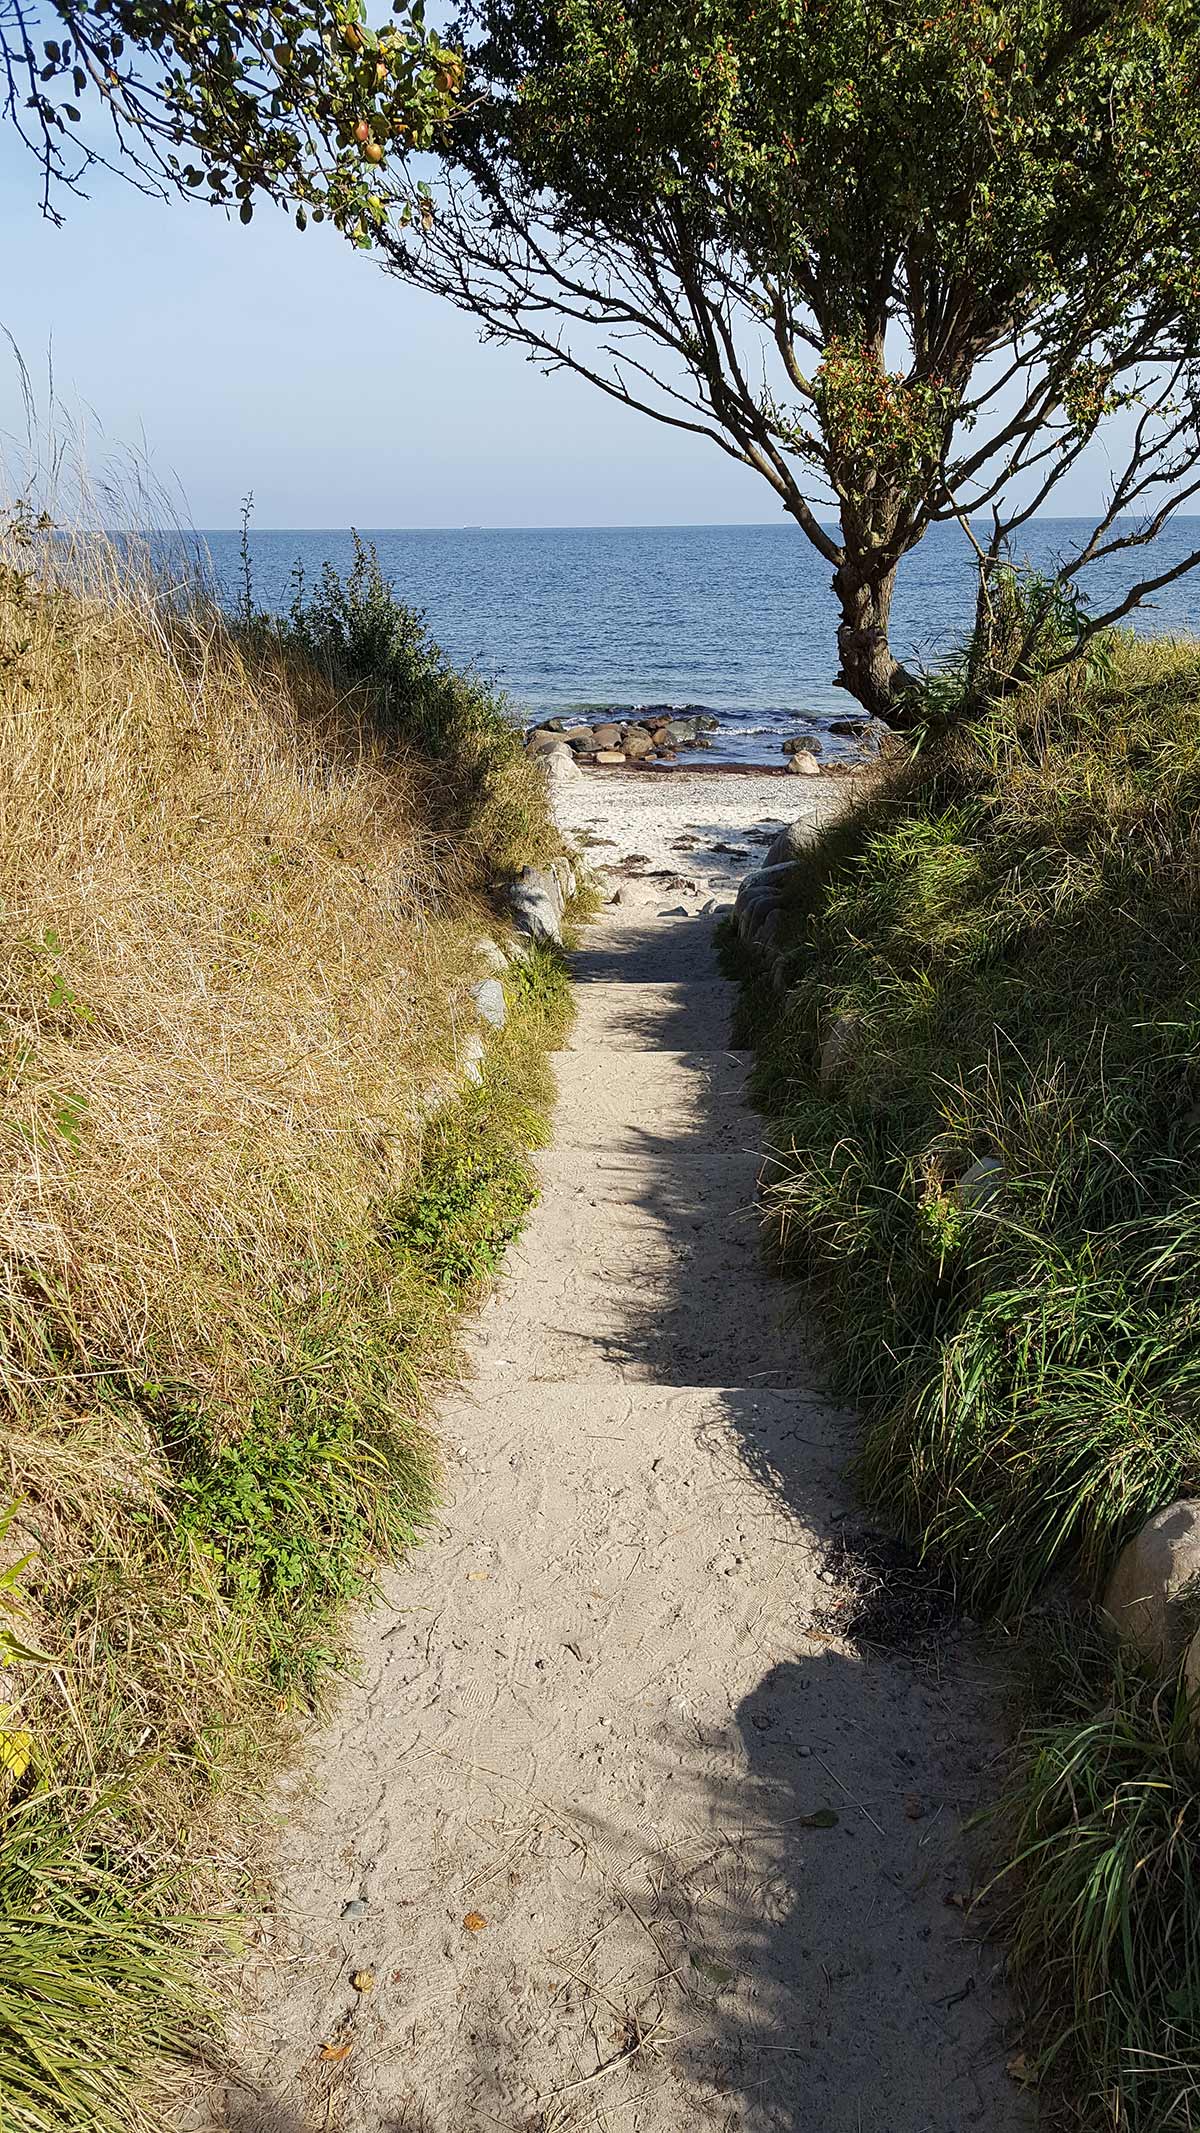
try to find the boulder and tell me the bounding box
[624,728,655,759]
[783,735,823,757]
[1184,1625,1200,1707]
[508,866,564,945]
[592,723,622,748]
[470,977,507,1030]
[787,751,822,776]
[1104,1501,1200,1668]
[736,862,799,910]
[662,718,701,744]
[526,727,565,755]
[544,745,584,789]
[595,749,626,765]
[570,730,602,755]
[562,725,593,744]
[765,820,812,868]
[473,937,509,976]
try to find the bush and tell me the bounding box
[732,635,1200,1615]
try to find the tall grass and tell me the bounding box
[727,633,1200,2127]
[0,506,568,2127]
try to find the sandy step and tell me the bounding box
[565,978,742,1050]
[546,1049,758,1154]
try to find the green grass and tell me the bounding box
[726,632,1200,2129]
[993,1627,1200,2131]
[728,635,1200,1614]
[0,1796,205,2133]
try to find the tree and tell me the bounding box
[378,0,1200,719]
[1,0,461,236]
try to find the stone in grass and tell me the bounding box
[765,820,812,868]
[1104,1500,1200,1669]
[470,977,506,1030]
[460,1030,486,1085]
[508,866,564,946]
[474,937,509,976]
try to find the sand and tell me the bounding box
[190,769,1029,2133]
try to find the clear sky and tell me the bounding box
[0,124,1151,531]
[0,129,780,528]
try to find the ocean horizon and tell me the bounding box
[158,518,1200,766]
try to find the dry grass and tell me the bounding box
[0,504,560,1876]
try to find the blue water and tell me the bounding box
[179,520,1200,765]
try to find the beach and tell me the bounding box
[550,758,853,893]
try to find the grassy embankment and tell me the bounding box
[724,634,1200,2130]
[0,522,573,2129]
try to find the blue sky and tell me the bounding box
[0,125,1159,531]
[0,133,775,528]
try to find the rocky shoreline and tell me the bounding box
[525,706,895,775]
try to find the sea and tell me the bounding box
[181,519,1200,767]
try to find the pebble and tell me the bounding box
[341,1898,368,1922]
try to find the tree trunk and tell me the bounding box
[831,553,920,723]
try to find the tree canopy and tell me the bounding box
[381,0,1200,715]
[2,0,460,236]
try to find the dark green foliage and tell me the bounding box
[996,1628,1200,2131]
[733,635,1200,2128]
[737,636,1200,1613]
[8,0,458,231]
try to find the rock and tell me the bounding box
[624,728,654,759]
[592,723,622,748]
[569,730,602,755]
[787,751,822,776]
[340,1898,368,1923]
[819,1011,862,1091]
[1184,1624,1200,1707]
[828,716,869,737]
[562,725,592,744]
[1104,1501,1200,1668]
[544,745,584,787]
[594,749,626,765]
[508,867,563,945]
[736,862,799,911]
[765,820,812,868]
[782,735,822,756]
[461,1030,486,1085]
[471,977,507,1030]
[526,727,565,754]
[473,937,508,975]
[662,718,701,744]
[956,1155,1004,1210]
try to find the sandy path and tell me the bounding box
[208,828,1029,2133]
